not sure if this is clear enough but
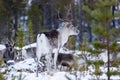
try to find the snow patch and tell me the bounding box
[0,44,6,50]
[22,43,36,50]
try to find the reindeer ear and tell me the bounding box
[37,34,41,37]
[12,43,15,47]
[66,23,71,28]
[60,22,65,27]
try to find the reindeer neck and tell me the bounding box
[58,28,70,47]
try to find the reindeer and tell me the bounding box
[36,4,79,71]
[52,53,75,71]
[3,40,16,65]
[36,22,79,70]
[54,53,88,71]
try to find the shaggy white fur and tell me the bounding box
[36,21,79,70]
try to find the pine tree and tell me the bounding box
[17,24,24,48]
[27,4,41,35]
[109,41,120,67]
[27,20,35,43]
[0,0,27,42]
[16,23,24,60]
[0,74,5,80]
[82,0,120,79]
[87,41,105,79]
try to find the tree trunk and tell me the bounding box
[106,19,110,80]
[71,0,75,24]
[78,0,83,43]
[112,6,115,27]
[13,4,18,41]
[105,6,110,80]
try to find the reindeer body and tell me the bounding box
[43,29,59,48]
[53,53,75,71]
[36,22,79,70]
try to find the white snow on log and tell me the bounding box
[117,41,120,44]
[22,43,36,49]
[0,44,6,50]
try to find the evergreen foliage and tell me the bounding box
[16,24,24,48]
[54,0,72,9]
[110,40,120,53]
[65,36,76,49]
[28,5,41,22]
[27,20,35,43]
[82,0,120,79]
[106,71,120,77]
[0,74,6,80]
[0,0,120,79]
[27,5,41,34]
[87,41,105,57]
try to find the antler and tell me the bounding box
[64,4,73,22]
[57,9,64,21]
[57,4,74,22]
[65,4,71,20]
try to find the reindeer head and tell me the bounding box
[61,21,79,35]
[57,4,79,36]
[4,39,15,64]
[5,39,15,53]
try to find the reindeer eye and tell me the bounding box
[66,23,71,28]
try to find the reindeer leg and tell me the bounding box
[36,57,39,77]
[35,50,42,76]
[46,53,52,72]
[54,49,59,70]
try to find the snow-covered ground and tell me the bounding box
[0,43,120,80]
[0,56,120,80]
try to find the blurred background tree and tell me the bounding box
[0,0,120,79]
[82,0,120,79]
[0,0,119,48]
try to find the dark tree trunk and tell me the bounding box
[112,5,115,27]
[88,26,92,42]
[47,3,52,29]
[50,3,54,29]
[43,4,46,28]
[106,19,110,80]
[13,4,18,41]
[78,0,83,43]
[71,0,75,24]
[105,6,110,80]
